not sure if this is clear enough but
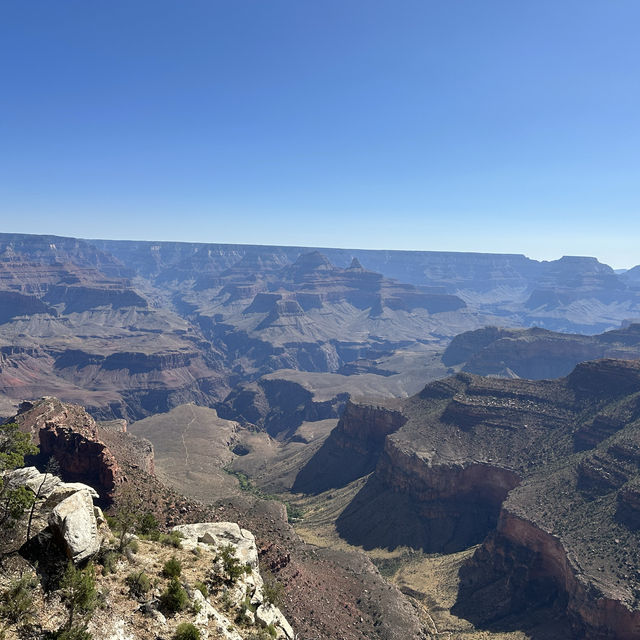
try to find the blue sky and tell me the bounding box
[1,1,639,267]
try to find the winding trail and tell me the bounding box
[181,404,198,469]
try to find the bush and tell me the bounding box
[138,512,159,535]
[173,623,200,640]
[127,539,139,554]
[160,531,183,548]
[194,580,208,597]
[245,633,274,640]
[217,544,251,584]
[98,550,118,575]
[262,571,284,607]
[162,556,182,578]
[160,577,188,613]
[125,571,151,598]
[0,574,37,624]
[46,626,92,640]
[58,562,97,630]
[235,595,255,626]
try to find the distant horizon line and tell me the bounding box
[0,229,636,271]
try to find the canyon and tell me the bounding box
[3,232,640,638]
[291,359,640,638]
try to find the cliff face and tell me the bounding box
[456,510,640,640]
[292,401,405,494]
[292,359,640,637]
[335,438,520,553]
[10,397,159,503]
[443,324,640,380]
[217,376,349,437]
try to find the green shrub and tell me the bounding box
[235,595,256,626]
[173,623,200,640]
[125,571,151,598]
[245,632,274,640]
[141,529,161,541]
[162,556,182,578]
[160,577,188,613]
[3,485,35,522]
[262,571,284,607]
[285,502,304,523]
[0,574,37,624]
[98,550,118,575]
[58,562,97,630]
[138,512,159,535]
[266,624,277,638]
[159,531,183,548]
[194,580,208,597]
[217,544,250,584]
[46,626,92,640]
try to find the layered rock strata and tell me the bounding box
[298,359,640,637]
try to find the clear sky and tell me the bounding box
[1,1,639,267]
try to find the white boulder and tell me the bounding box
[172,522,259,569]
[49,489,100,563]
[256,602,295,639]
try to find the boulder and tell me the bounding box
[172,522,259,569]
[2,466,61,497]
[256,602,295,639]
[192,589,243,640]
[49,489,100,563]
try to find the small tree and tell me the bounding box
[162,556,182,578]
[217,544,251,585]
[110,484,140,553]
[160,577,188,613]
[138,512,159,536]
[0,422,39,531]
[0,573,37,626]
[174,623,201,640]
[58,562,97,631]
[0,423,38,472]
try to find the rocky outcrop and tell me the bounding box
[218,376,349,436]
[43,284,147,312]
[172,522,259,570]
[1,466,103,563]
[256,603,295,640]
[10,398,131,502]
[292,401,406,494]
[49,487,101,563]
[456,509,640,639]
[443,324,640,380]
[173,521,294,639]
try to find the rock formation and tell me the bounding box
[11,397,122,501]
[1,466,103,562]
[292,358,640,637]
[444,323,640,379]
